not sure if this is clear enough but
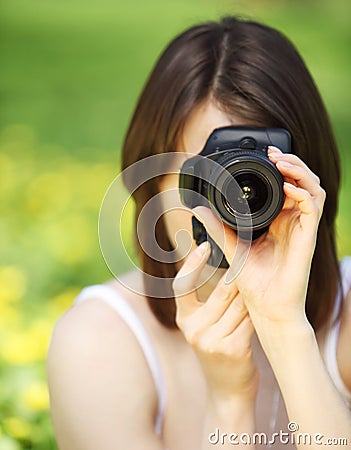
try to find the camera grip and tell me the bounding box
[191,216,229,269]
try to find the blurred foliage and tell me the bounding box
[0,0,350,448]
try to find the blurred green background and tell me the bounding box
[0,0,350,448]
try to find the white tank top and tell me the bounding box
[74,284,167,438]
[323,256,351,408]
[73,257,351,440]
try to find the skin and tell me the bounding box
[47,99,351,449]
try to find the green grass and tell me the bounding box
[1,0,350,153]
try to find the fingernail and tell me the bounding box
[284,182,297,190]
[196,241,210,255]
[268,146,282,153]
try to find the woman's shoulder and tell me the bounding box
[48,270,154,371]
[49,270,154,357]
[46,272,162,448]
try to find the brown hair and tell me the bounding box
[122,16,341,330]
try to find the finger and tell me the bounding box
[281,179,298,211]
[275,160,324,206]
[192,206,238,264]
[173,241,211,316]
[200,271,240,323]
[283,182,321,228]
[268,146,320,187]
[221,315,255,356]
[268,147,325,211]
[209,293,249,337]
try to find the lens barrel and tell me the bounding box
[208,151,284,235]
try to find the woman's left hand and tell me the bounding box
[194,146,326,330]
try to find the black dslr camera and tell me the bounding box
[179,126,291,268]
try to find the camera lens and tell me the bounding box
[223,172,269,216]
[209,154,284,235]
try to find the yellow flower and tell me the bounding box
[0,266,27,304]
[49,287,81,315]
[26,171,72,216]
[2,320,53,365]
[22,382,49,413]
[0,304,20,327]
[3,417,31,440]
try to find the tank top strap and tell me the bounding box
[323,257,351,408]
[340,256,351,301]
[74,284,167,437]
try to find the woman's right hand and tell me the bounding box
[172,241,258,404]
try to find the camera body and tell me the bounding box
[179,126,291,267]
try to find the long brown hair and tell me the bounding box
[122,16,341,330]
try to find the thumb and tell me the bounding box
[192,206,251,283]
[173,241,210,317]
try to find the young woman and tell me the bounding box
[47,17,351,449]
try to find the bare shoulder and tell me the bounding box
[47,274,163,450]
[338,285,351,392]
[49,270,148,358]
[49,291,145,363]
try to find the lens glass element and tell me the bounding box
[223,172,269,216]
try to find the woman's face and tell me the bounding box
[159,99,244,263]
